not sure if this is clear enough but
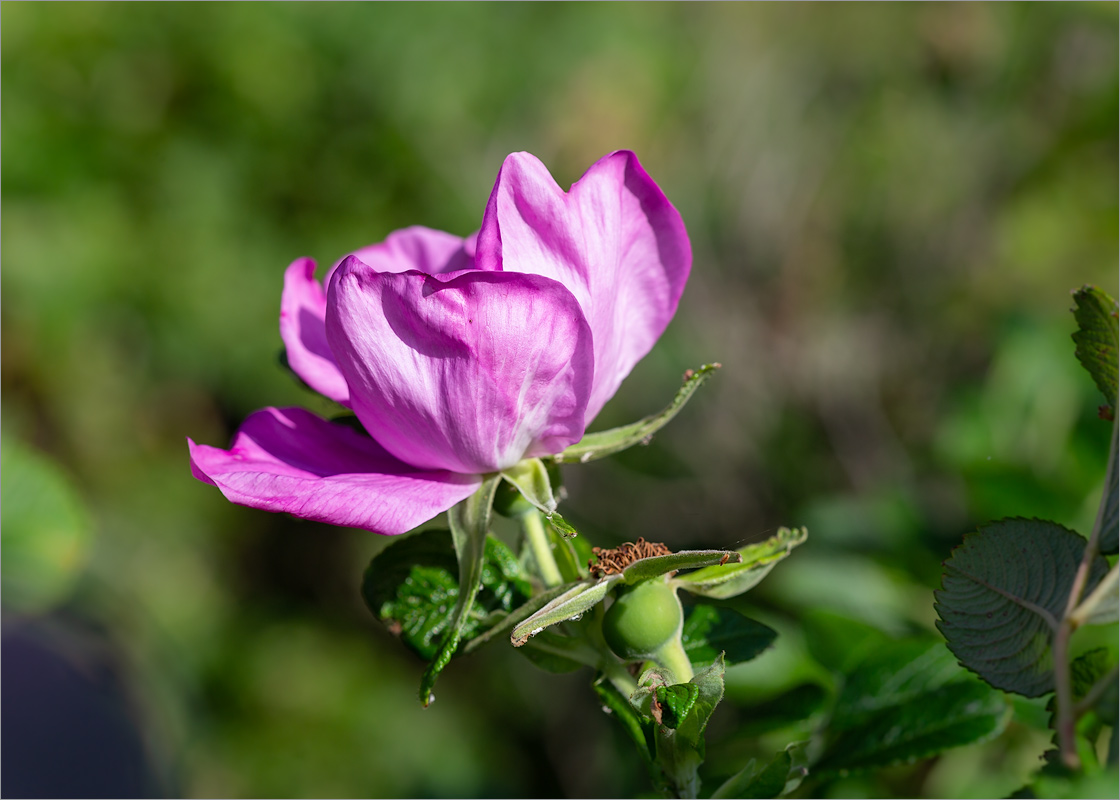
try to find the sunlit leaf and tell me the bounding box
[552,363,720,464]
[681,604,777,669]
[814,639,1010,775]
[511,576,620,646]
[673,527,807,599]
[622,549,741,584]
[935,518,1110,697]
[1070,285,1118,417]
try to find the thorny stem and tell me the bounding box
[521,509,563,588]
[1055,418,1117,770]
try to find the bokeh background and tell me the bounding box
[3,3,1117,797]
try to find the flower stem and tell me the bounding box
[653,635,694,685]
[521,509,563,588]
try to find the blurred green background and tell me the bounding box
[2,3,1116,797]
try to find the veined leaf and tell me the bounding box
[681,605,777,669]
[935,518,1110,697]
[622,549,741,584]
[362,521,530,665]
[1071,285,1118,418]
[673,527,807,599]
[511,576,621,646]
[814,639,1010,776]
[553,363,720,464]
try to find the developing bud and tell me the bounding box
[602,577,684,661]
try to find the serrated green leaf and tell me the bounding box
[681,605,777,669]
[1071,285,1118,416]
[724,684,829,738]
[1,438,93,613]
[1098,422,1117,556]
[673,527,807,599]
[501,458,557,515]
[361,525,531,663]
[419,476,500,705]
[622,549,741,584]
[511,576,621,646]
[815,639,1010,776]
[553,363,721,464]
[935,518,1110,697]
[712,749,792,799]
[655,682,700,729]
[653,655,726,798]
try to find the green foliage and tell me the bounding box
[552,363,720,464]
[673,527,807,600]
[1070,286,1118,418]
[361,525,530,662]
[935,518,1110,697]
[813,640,1011,776]
[680,605,777,670]
[654,683,700,730]
[1,438,93,613]
[511,576,619,646]
[1098,424,1118,556]
[711,748,794,799]
[621,548,742,584]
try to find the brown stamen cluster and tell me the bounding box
[589,537,672,578]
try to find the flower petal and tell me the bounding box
[326,258,594,474]
[279,258,351,406]
[477,150,691,421]
[324,225,479,289]
[188,407,480,535]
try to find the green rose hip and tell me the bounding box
[602,577,684,660]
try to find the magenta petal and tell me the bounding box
[477,150,691,421]
[279,258,352,406]
[326,259,594,474]
[324,225,479,290]
[188,407,480,534]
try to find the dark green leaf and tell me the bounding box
[553,363,721,464]
[712,749,792,799]
[673,527,807,599]
[1099,423,1117,556]
[362,525,530,663]
[803,610,891,674]
[681,605,777,669]
[815,639,1010,776]
[516,628,593,674]
[935,518,1110,697]
[1071,285,1118,417]
[623,549,741,584]
[655,682,700,729]
[653,656,727,798]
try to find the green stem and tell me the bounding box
[521,509,563,588]
[1053,619,1080,770]
[653,634,694,685]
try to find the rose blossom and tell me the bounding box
[188,150,691,534]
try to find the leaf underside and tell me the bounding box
[935,518,1109,697]
[673,526,807,599]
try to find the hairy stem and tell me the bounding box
[521,509,563,588]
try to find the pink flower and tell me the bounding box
[188,151,691,534]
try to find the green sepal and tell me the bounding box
[621,549,741,584]
[680,604,777,669]
[500,458,557,515]
[654,682,700,729]
[511,575,622,646]
[419,476,500,705]
[935,518,1110,697]
[361,527,531,661]
[1070,285,1118,418]
[552,363,721,464]
[672,527,807,599]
